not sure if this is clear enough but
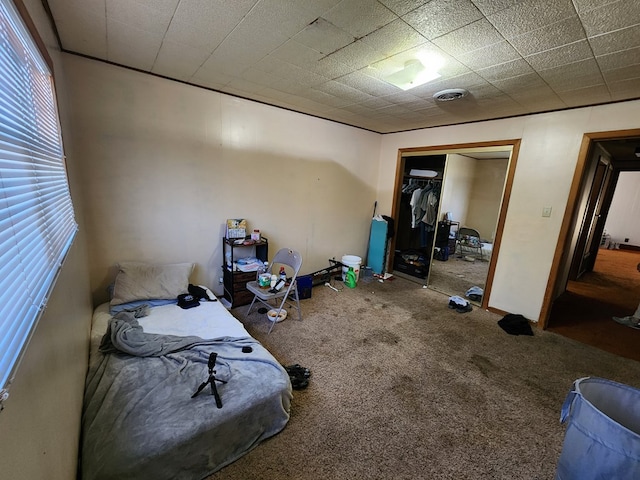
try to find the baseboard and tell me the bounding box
[619,244,640,252]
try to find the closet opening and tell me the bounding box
[389,141,520,310]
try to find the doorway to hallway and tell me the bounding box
[547,248,640,362]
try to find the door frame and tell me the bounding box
[569,151,613,280]
[389,139,521,310]
[539,128,640,329]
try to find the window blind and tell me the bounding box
[0,0,77,407]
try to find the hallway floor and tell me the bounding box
[547,248,640,363]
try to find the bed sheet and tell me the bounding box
[82,301,292,480]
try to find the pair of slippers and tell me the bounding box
[284,364,311,390]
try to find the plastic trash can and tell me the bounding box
[556,377,640,480]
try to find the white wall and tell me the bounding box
[60,55,381,305]
[378,102,640,321]
[604,171,640,247]
[0,2,92,479]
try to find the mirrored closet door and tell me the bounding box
[391,145,513,307]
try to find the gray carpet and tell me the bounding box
[208,275,640,480]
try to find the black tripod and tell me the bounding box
[191,352,227,408]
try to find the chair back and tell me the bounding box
[459,227,480,239]
[270,248,303,278]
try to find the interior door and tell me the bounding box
[574,156,613,278]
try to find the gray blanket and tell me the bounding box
[81,314,292,480]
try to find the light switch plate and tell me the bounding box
[542,206,552,217]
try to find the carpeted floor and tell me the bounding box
[427,254,489,301]
[208,275,640,480]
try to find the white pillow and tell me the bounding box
[110,262,194,306]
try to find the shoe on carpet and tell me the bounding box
[612,316,640,329]
[284,364,311,390]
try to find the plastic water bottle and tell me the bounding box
[256,261,269,288]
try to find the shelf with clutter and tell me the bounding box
[223,219,268,307]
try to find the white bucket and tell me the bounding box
[341,255,362,282]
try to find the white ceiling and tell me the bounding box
[45,0,640,134]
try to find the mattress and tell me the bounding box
[81,300,292,480]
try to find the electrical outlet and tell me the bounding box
[542,206,552,217]
[625,238,629,243]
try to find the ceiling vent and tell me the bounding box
[433,88,468,102]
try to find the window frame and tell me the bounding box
[0,0,77,409]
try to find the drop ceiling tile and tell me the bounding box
[557,84,612,106]
[507,16,586,56]
[490,71,547,93]
[487,0,576,38]
[402,0,483,40]
[457,40,521,70]
[106,0,176,34]
[152,41,211,80]
[525,40,594,71]
[306,56,355,79]
[360,18,428,58]
[236,68,283,91]
[196,54,251,78]
[272,40,325,67]
[190,68,233,89]
[537,58,605,92]
[505,89,567,112]
[323,0,398,38]
[304,88,355,107]
[432,19,505,57]
[579,0,640,37]
[608,77,640,100]
[477,59,535,82]
[211,28,289,70]
[335,70,400,96]
[358,96,395,109]
[239,0,318,39]
[571,0,616,13]
[326,39,385,70]
[419,71,491,96]
[470,0,521,16]
[293,18,355,56]
[224,78,267,96]
[164,0,256,50]
[342,102,381,116]
[290,0,343,18]
[107,18,163,70]
[49,3,107,57]
[603,64,640,84]
[377,0,430,16]
[48,0,105,12]
[596,46,640,71]
[589,24,640,56]
[315,80,375,103]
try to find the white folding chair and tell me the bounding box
[246,248,303,333]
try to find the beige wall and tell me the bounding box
[466,158,509,242]
[379,101,640,321]
[61,54,381,305]
[440,153,476,227]
[0,1,92,479]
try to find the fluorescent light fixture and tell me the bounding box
[383,53,445,91]
[384,59,440,90]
